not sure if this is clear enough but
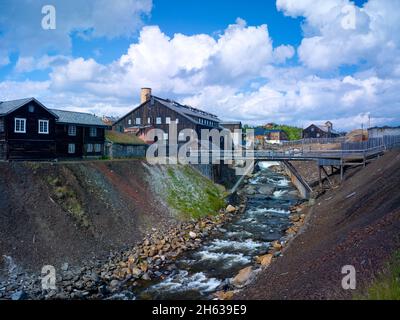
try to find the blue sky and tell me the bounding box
[0,0,398,130]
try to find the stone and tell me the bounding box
[110,279,120,289]
[189,231,197,239]
[11,290,27,300]
[232,266,254,288]
[130,267,142,277]
[214,290,234,300]
[272,241,282,250]
[141,272,151,281]
[61,263,69,272]
[225,205,237,213]
[257,254,273,266]
[290,214,300,222]
[258,185,275,195]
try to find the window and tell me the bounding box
[14,118,26,133]
[68,143,75,154]
[28,105,35,113]
[163,133,169,140]
[311,127,315,132]
[156,117,162,124]
[0,118,4,132]
[166,117,171,124]
[128,119,132,125]
[38,120,49,134]
[147,117,151,124]
[87,144,93,153]
[68,125,76,136]
[95,144,102,152]
[136,118,141,125]
[176,118,179,124]
[89,127,97,137]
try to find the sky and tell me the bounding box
[0,0,399,131]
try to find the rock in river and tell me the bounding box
[232,266,254,288]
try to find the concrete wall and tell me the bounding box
[282,160,312,199]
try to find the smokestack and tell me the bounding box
[141,88,152,104]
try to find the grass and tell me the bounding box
[165,165,226,220]
[105,130,146,145]
[46,176,90,228]
[355,251,400,300]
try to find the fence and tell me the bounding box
[281,137,345,147]
[341,135,400,151]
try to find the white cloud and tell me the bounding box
[277,0,400,74]
[0,0,152,62]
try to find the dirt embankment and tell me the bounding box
[237,150,400,299]
[0,160,225,278]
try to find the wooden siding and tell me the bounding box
[4,101,57,159]
[302,124,339,139]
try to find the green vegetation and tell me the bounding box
[105,130,146,145]
[243,123,302,140]
[355,251,400,300]
[46,176,90,228]
[165,165,226,220]
[271,124,302,141]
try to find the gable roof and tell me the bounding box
[51,109,107,127]
[306,123,340,135]
[154,96,221,123]
[0,97,58,117]
[113,95,221,128]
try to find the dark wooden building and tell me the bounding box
[52,109,108,158]
[0,98,107,160]
[302,121,340,139]
[0,98,58,160]
[112,88,222,143]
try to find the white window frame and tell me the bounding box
[95,144,102,153]
[136,118,141,125]
[166,117,171,124]
[87,144,93,153]
[147,117,151,124]
[38,120,49,134]
[156,117,162,124]
[14,118,26,133]
[68,125,76,136]
[89,127,97,137]
[163,133,169,140]
[176,118,179,124]
[128,119,132,125]
[68,143,75,154]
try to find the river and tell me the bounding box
[130,161,302,300]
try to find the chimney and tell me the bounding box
[141,88,152,104]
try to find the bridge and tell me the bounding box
[194,144,386,193]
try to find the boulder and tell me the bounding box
[225,205,237,213]
[189,231,197,239]
[214,290,235,300]
[272,241,282,250]
[232,266,254,288]
[256,254,273,266]
[258,185,275,195]
[11,290,27,300]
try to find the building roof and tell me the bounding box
[254,128,284,135]
[51,109,108,127]
[153,96,221,124]
[0,97,58,117]
[221,121,242,125]
[306,123,340,135]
